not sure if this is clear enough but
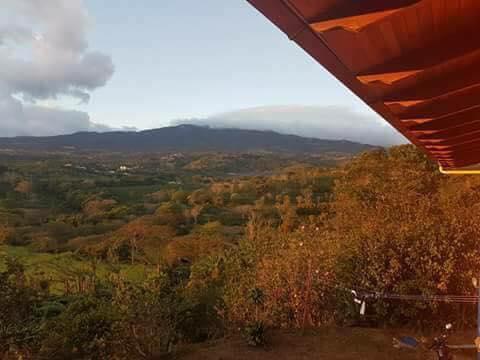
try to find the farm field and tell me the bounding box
[0,245,150,292]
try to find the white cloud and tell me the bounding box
[0,0,117,137]
[174,105,408,146]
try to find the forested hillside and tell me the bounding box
[1,145,479,359]
[0,125,375,154]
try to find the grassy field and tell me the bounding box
[178,328,475,360]
[0,245,151,293]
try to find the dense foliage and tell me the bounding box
[2,146,480,358]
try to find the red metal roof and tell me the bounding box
[247,0,480,169]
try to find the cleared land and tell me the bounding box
[178,328,474,360]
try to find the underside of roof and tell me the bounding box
[247,0,480,170]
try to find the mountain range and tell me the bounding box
[0,124,376,154]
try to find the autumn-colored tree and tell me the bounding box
[332,145,480,326]
[188,189,212,206]
[122,220,146,264]
[0,226,14,244]
[275,195,298,232]
[14,180,32,196]
[148,190,171,203]
[224,218,336,329]
[190,204,205,224]
[164,232,225,266]
[82,198,117,217]
[101,219,176,266]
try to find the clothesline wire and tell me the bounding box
[344,285,480,298]
[342,287,480,304]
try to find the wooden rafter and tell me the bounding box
[247,0,480,169]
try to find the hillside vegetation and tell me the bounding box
[1,145,479,359]
[0,124,375,154]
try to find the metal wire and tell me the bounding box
[346,288,480,304]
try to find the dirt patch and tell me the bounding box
[177,327,475,360]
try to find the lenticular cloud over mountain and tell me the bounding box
[184,105,407,146]
[0,0,115,136]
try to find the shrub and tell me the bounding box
[0,258,42,355]
[244,321,267,347]
[40,295,121,359]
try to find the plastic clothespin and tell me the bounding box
[352,290,362,304]
[360,301,366,316]
[351,290,366,316]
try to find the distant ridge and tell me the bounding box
[0,124,376,154]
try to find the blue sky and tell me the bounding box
[0,0,404,144]
[82,0,373,129]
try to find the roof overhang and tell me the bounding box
[246,0,480,170]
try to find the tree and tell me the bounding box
[0,226,14,244]
[40,296,120,359]
[171,190,189,204]
[188,189,212,206]
[82,198,117,217]
[0,258,42,355]
[122,220,147,264]
[275,195,298,232]
[155,202,187,230]
[190,204,205,225]
[224,218,336,329]
[0,165,8,177]
[332,145,480,326]
[14,180,32,196]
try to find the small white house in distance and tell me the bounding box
[119,165,128,172]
